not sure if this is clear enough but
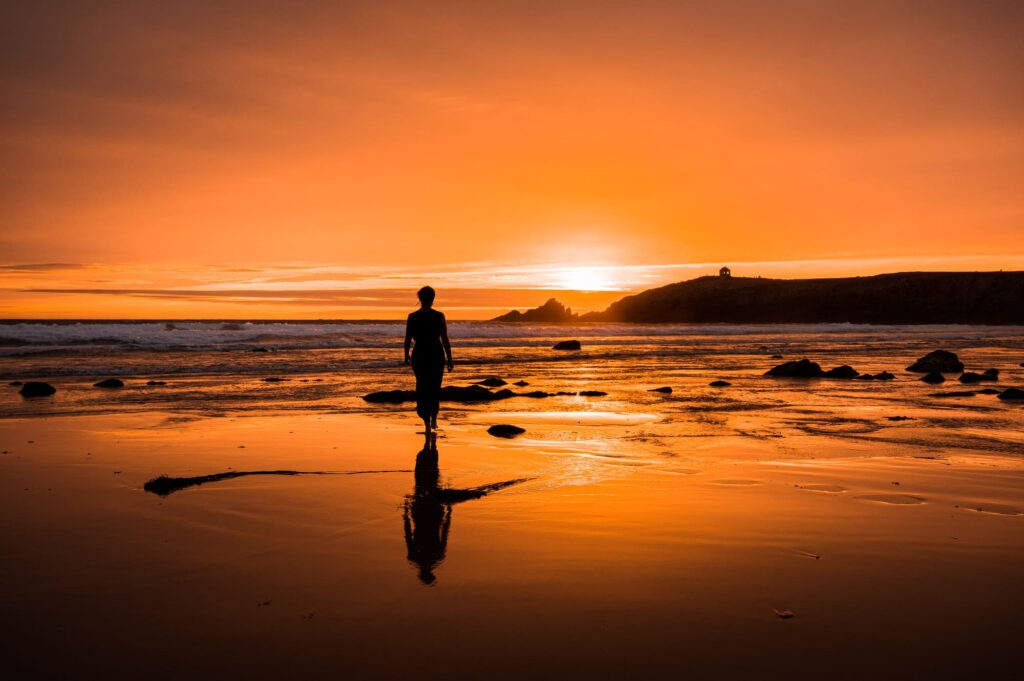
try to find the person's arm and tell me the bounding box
[404,315,412,365]
[441,314,453,371]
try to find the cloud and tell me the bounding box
[0,263,87,271]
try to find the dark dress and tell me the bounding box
[406,308,447,420]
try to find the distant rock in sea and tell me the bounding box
[907,350,964,373]
[650,386,673,393]
[709,380,731,387]
[824,365,860,379]
[19,381,56,397]
[475,377,507,387]
[552,340,581,351]
[920,372,946,384]
[9,380,23,386]
[579,390,607,397]
[492,298,578,322]
[146,380,167,386]
[764,359,825,378]
[93,378,124,388]
[513,380,529,386]
[998,388,1024,401]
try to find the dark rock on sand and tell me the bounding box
[364,385,517,404]
[709,380,731,387]
[764,359,825,378]
[552,340,582,351]
[579,390,607,397]
[476,377,508,387]
[521,390,554,399]
[920,372,946,384]
[960,370,999,384]
[19,381,56,397]
[650,386,673,393]
[93,378,124,388]
[487,424,526,438]
[146,380,167,386]
[906,350,964,373]
[513,380,530,386]
[998,388,1024,401]
[824,365,860,379]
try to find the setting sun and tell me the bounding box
[555,267,617,292]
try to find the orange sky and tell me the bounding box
[1,1,1022,319]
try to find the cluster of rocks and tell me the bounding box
[764,359,893,381]
[363,382,609,404]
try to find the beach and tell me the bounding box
[2,322,1023,678]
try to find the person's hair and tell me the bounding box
[417,286,436,305]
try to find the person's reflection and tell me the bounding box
[402,434,531,586]
[403,434,450,585]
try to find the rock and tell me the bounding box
[855,374,875,381]
[998,388,1024,401]
[146,380,167,386]
[977,388,1000,395]
[650,386,673,393]
[475,377,507,388]
[906,350,963,373]
[19,382,56,397]
[363,389,416,403]
[960,370,998,384]
[920,372,945,384]
[764,359,825,378]
[250,347,269,352]
[521,390,554,398]
[487,424,526,438]
[556,391,577,396]
[824,365,859,379]
[874,371,895,380]
[579,390,607,397]
[93,378,124,388]
[552,340,581,351]
[9,381,22,386]
[709,380,731,387]
[262,377,285,382]
[513,380,529,386]
[771,355,784,359]
[493,298,578,323]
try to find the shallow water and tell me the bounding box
[2,323,1023,678]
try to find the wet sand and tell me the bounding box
[2,409,1022,679]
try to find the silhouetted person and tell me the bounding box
[404,286,453,435]
[403,434,450,585]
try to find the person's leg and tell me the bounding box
[430,362,443,429]
[413,362,432,434]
